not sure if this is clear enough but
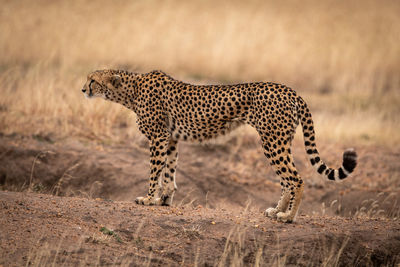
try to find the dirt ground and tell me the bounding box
[0,133,399,266]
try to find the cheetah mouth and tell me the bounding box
[83,90,93,99]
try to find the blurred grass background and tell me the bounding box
[0,0,399,146]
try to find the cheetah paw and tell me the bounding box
[135,196,162,206]
[264,207,278,218]
[159,195,173,206]
[276,212,294,223]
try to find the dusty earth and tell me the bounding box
[0,133,400,266]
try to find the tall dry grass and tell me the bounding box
[0,0,399,145]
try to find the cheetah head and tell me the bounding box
[82,70,122,99]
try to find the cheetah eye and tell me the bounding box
[89,79,95,89]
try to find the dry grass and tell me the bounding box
[0,0,399,146]
[22,228,348,267]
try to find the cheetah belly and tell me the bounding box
[171,118,243,142]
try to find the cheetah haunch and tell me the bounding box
[82,69,357,223]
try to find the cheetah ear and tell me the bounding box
[108,74,122,88]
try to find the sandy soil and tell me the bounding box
[0,133,399,266]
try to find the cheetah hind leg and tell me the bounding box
[264,188,290,218]
[261,137,302,222]
[276,182,304,223]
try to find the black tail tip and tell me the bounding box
[343,149,357,173]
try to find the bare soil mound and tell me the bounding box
[1,191,399,266]
[1,133,399,216]
[0,134,399,266]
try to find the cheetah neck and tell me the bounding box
[105,70,139,112]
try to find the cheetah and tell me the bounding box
[81,69,357,223]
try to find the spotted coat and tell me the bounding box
[82,69,357,222]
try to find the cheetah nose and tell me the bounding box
[82,89,86,93]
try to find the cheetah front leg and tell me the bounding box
[135,135,169,206]
[157,139,179,206]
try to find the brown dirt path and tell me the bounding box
[1,191,399,266]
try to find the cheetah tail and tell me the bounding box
[297,96,357,181]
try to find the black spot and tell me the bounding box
[338,167,347,179]
[328,170,335,180]
[317,164,326,174]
